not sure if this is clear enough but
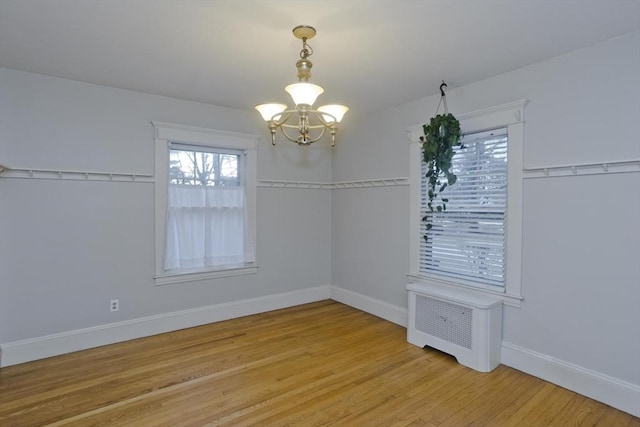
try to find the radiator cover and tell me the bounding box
[407,282,503,372]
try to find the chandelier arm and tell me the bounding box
[308,126,328,143]
[271,109,335,127]
[310,110,337,126]
[302,126,328,143]
[277,109,337,129]
[277,110,337,127]
[280,123,304,129]
[278,124,328,144]
[277,109,338,144]
[279,126,302,144]
[280,123,330,130]
[270,111,294,126]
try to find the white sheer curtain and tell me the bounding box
[164,184,255,272]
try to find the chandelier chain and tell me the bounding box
[300,38,313,60]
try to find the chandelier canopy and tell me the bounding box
[255,25,348,147]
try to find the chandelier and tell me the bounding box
[255,25,348,147]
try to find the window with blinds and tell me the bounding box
[419,128,508,289]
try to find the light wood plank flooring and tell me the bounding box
[1,300,638,426]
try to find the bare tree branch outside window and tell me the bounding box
[169,149,240,187]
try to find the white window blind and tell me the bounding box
[420,128,508,289]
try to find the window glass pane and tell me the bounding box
[164,145,252,273]
[420,128,507,289]
[169,149,240,187]
[219,154,239,180]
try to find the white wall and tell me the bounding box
[1,29,638,415]
[332,30,640,411]
[0,68,332,346]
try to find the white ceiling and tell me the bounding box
[1,0,639,116]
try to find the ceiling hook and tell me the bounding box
[440,80,448,97]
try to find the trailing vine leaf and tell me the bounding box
[420,113,461,241]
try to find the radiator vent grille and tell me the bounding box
[415,294,473,349]
[407,283,503,372]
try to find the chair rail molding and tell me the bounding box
[258,178,409,189]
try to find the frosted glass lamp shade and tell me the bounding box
[255,103,287,121]
[318,105,349,123]
[285,83,324,106]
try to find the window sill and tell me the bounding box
[155,265,258,286]
[406,273,523,308]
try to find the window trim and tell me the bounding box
[406,100,528,307]
[152,121,259,285]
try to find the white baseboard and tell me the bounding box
[329,286,407,327]
[0,285,331,367]
[4,286,637,418]
[327,288,640,417]
[501,341,640,417]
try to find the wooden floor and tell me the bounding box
[0,301,638,426]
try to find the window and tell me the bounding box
[407,100,528,307]
[153,122,258,285]
[420,129,507,290]
[165,144,253,272]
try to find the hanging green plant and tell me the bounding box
[420,112,461,237]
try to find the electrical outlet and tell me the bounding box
[110,299,119,312]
